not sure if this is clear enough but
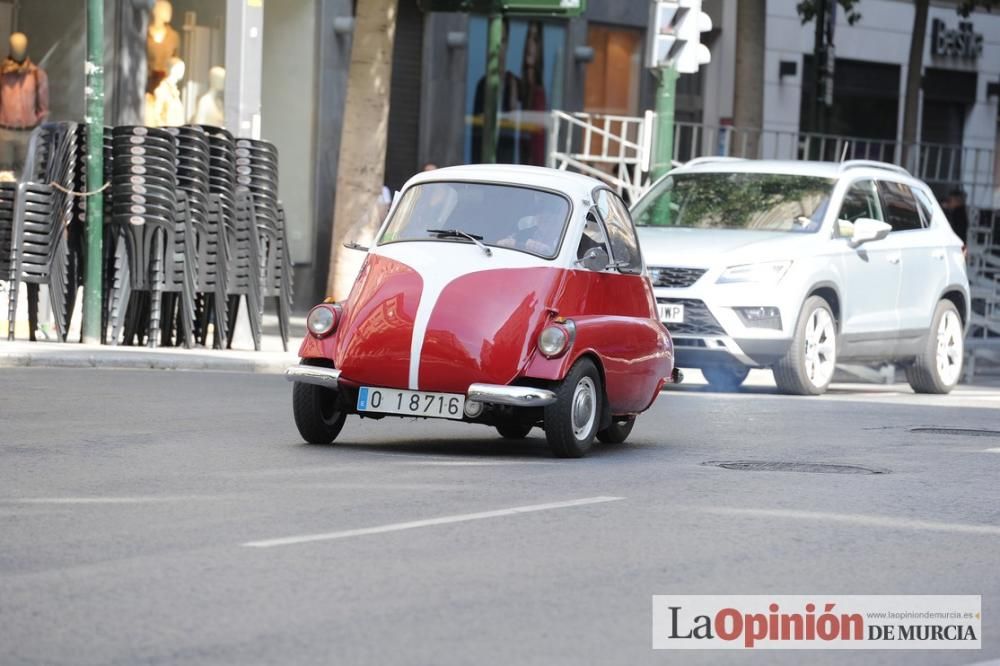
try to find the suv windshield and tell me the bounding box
[379,181,570,258]
[632,172,835,233]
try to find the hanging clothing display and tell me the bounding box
[0,56,48,129]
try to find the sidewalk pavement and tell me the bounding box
[0,314,302,374]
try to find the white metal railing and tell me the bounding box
[547,111,653,203]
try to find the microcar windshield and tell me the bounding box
[378,181,571,259]
[632,172,836,233]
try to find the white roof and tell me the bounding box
[671,158,919,184]
[403,164,604,199]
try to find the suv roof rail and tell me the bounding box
[839,160,910,176]
[680,156,747,168]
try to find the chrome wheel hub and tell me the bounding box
[571,376,597,439]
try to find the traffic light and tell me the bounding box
[646,0,712,73]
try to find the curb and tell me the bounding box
[0,346,296,374]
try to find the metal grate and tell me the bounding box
[658,298,725,336]
[648,266,707,289]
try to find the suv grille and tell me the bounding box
[658,298,725,336]
[648,266,707,289]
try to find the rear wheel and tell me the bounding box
[773,296,837,396]
[701,364,750,390]
[906,300,963,394]
[597,416,635,444]
[292,382,347,444]
[544,358,602,458]
[495,421,534,439]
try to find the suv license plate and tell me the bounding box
[357,387,465,420]
[658,303,685,323]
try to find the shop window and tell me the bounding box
[465,17,566,166]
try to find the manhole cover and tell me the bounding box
[909,427,1000,438]
[702,461,887,475]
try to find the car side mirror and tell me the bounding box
[848,218,892,248]
[578,246,610,272]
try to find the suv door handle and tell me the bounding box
[931,250,945,260]
[886,253,901,264]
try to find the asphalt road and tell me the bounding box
[1,367,999,666]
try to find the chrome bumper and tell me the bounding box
[285,365,341,389]
[467,383,556,407]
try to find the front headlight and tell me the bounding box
[716,261,792,285]
[307,304,341,337]
[538,324,571,358]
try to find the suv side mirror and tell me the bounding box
[578,246,610,272]
[848,218,892,248]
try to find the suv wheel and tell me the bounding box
[701,364,750,390]
[906,300,963,394]
[773,296,837,396]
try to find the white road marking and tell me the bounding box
[703,507,1000,537]
[242,496,624,548]
[983,448,1000,453]
[2,495,221,505]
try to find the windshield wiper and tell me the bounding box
[426,228,492,256]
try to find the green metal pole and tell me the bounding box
[651,65,678,182]
[83,0,105,344]
[481,13,502,164]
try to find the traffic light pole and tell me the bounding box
[83,0,105,344]
[651,64,678,182]
[481,13,503,164]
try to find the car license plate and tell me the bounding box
[357,387,465,420]
[658,303,685,323]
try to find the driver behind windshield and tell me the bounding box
[496,192,564,256]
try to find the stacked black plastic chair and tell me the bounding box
[5,122,78,341]
[202,126,262,351]
[0,182,17,327]
[107,126,193,347]
[234,138,291,350]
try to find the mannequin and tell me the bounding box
[147,0,181,77]
[0,32,49,174]
[192,66,225,126]
[148,57,186,127]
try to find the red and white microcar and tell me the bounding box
[286,165,676,457]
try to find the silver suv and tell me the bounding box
[631,158,970,395]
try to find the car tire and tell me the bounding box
[701,365,750,390]
[773,296,837,396]
[544,357,602,458]
[292,381,347,444]
[905,300,963,394]
[495,421,534,439]
[597,416,635,444]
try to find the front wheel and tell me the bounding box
[292,382,347,444]
[544,358,602,458]
[905,300,963,394]
[496,421,534,439]
[597,416,635,444]
[773,296,837,395]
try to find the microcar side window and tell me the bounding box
[379,182,571,259]
[594,190,643,274]
[577,211,611,264]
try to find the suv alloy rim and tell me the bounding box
[804,308,836,388]
[572,376,597,439]
[936,310,963,386]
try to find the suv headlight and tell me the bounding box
[717,261,792,285]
